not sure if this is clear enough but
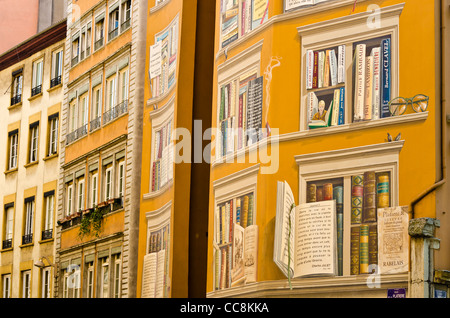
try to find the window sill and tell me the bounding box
[24,161,39,168]
[207,272,409,298]
[19,242,34,249]
[143,179,173,200]
[8,102,22,110]
[38,238,54,244]
[4,168,18,175]
[1,247,13,253]
[211,112,428,168]
[150,0,171,14]
[28,92,43,102]
[43,153,58,161]
[47,83,62,93]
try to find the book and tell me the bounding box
[359,224,369,274]
[329,49,338,86]
[338,45,345,84]
[338,86,345,125]
[316,186,323,202]
[353,44,366,122]
[368,224,378,273]
[381,38,391,118]
[334,185,344,276]
[331,88,340,126]
[350,226,360,275]
[306,50,314,89]
[141,250,166,298]
[307,183,316,203]
[324,50,331,87]
[241,195,249,228]
[307,91,319,126]
[247,194,254,225]
[323,183,333,200]
[371,47,381,120]
[231,224,259,286]
[246,76,263,145]
[318,51,325,88]
[364,56,374,120]
[308,99,334,129]
[351,174,364,224]
[274,181,337,279]
[363,171,377,223]
[377,173,390,208]
[312,51,319,89]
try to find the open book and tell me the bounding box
[274,181,337,279]
[308,100,334,129]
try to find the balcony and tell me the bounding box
[50,75,62,88]
[11,94,21,106]
[2,239,12,249]
[90,116,101,132]
[31,85,42,97]
[22,234,33,245]
[41,229,53,240]
[66,124,88,145]
[121,18,131,32]
[71,55,79,67]
[103,100,128,125]
[108,27,119,41]
[94,37,104,51]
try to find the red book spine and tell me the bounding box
[312,51,319,89]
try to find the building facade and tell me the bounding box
[207,0,450,298]
[0,20,66,298]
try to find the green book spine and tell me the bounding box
[363,171,377,222]
[360,224,369,274]
[351,175,364,224]
[368,224,378,273]
[247,194,253,226]
[350,226,360,275]
[334,185,344,276]
[377,173,390,208]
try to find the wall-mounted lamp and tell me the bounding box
[34,256,58,277]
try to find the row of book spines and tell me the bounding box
[350,223,378,275]
[148,228,169,253]
[217,194,254,245]
[351,172,390,224]
[215,244,232,290]
[306,183,342,202]
[353,38,391,121]
[151,161,160,192]
[306,46,345,90]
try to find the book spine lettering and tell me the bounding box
[330,49,338,86]
[306,50,314,89]
[363,171,377,223]
[312,51,319,89]
[377,173,390,208]
[350,226,360,275]
[338,86,345,125]
[338,45,345,84]
[371,47,381,120]
[381,38,391,118]
[364,56,373,120]
[354,44,366,122]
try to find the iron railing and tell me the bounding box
[66,124,88,145]
[103,100,128,125]
[11,94,21,105]
[50,75,62,88]
[2,239,12,249]
[94,37,104,50]
[42,229,53,240]
[31,85,42,97]
[22,234,33,245]
[90,116,102,132]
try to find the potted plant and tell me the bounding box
[77,205,107,239]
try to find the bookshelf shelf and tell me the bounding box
[306,83,345,94]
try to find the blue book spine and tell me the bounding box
[338,87,345,125]
[381,38,391,118]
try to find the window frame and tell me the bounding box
[43,192,54,240]
[91,172,99,207]
[51,47,64,87]
[66,183,74,216]
[7,130,19,171]
[104,166,113,201]
[48,114,59,156]
[22,270,31,298]
[28,122,39,164]
[41,267,51,298]
[31,57,44,96]
[77,178,85,212]
[11,71,23,105]
[2,274,11,298]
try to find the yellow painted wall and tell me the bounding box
[207,0,440,292]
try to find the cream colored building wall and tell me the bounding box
[0,40,64,298]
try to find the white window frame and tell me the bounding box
[91,172,98,207]
[121,0,132,30]
[119,67,129,102]
[5,206,14,241]
[41,267,51,298]
[77,179,85,212]
[12,72,23,99]
[2,274,11,298]
[29,124,39,163]
[66,184,74,216]
[100,257,110,298]
[22,270,31,298]
[92,85,102,120]
[44,194,54,232]
[113,254,121,298]
[87,262,94,298]
[62,270,69,298]
[51,48,64,82]
[32,58,44,92]
[105,166,113,201]
[107,75,117,111]
[117,161,125,199]
[79,93,89,127]
[8,131,19,170]
[48,115,59,156]
[70,100,77,133]
[24,199,34,238]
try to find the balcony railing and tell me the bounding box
[94,37,104,50]
[80,51,85,61]
[41,229,53,240]
[22,234,33,245]
[103,100,128,125]
[11,94,21,105]
[108,27,119,41]
[121,18,131,32]
[86,46,91,56]
[50,75,62,88]
[2,239,12,249]
[90,116,102,132]
[66,124,88,145]
[31,85,42,97]
[71,55,79,67]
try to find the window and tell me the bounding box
[220,0,269,49]
[105,166,113,201]
[28,122,39,164]
[86,261,94,298]
[22,270,31,298]
[113,253,121,298]
[212,164,259,291]
[121,0,131,31]
[79,93,89,128]
[69,100,77,133]
[51,48,63,87]
[31,58,43,96]
[94,15,105,50]
[91,84,102,131]
[2,274,11,298]
[108,5,120,41]
[42,193,54,240]
[216,40,263,160]
[107,75,117,111]
[41,267,51,298]
[71,34,80,67]
[100,257,109,298]
[66,183,74,216]
[48,114,59,156]
[91,172,98,207]
[3,205,14,249]
[77,178,85,212]
[296,141,403,277]
[149,16,178,98]
[86,24,92,56]
[119,68,129,103]
[23,198,34,244]
[151,119,173,192]
[7,130,19,170]
[298,4,403,131]
[11,70,23,105]
[117,161,125,199]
